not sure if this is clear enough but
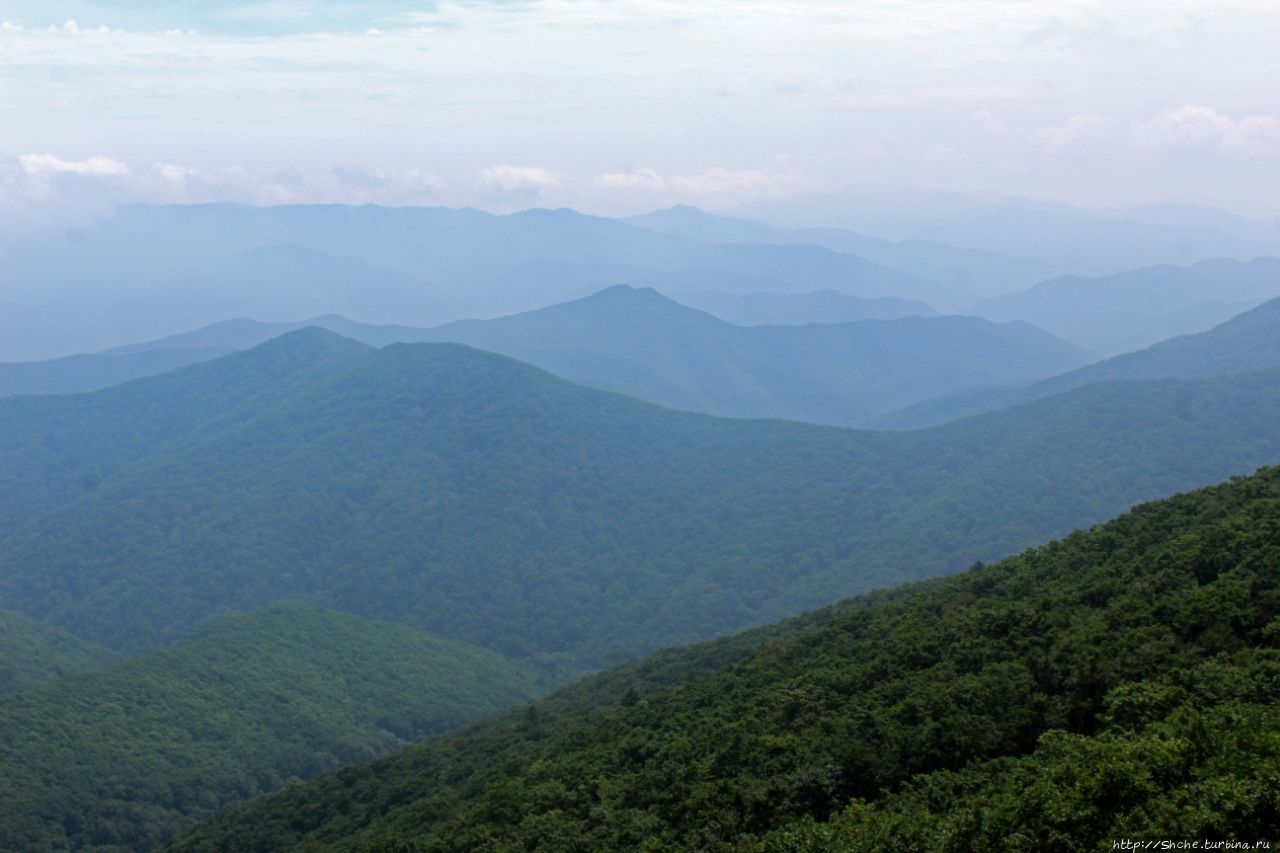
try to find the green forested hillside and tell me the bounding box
[2,329,1279,670]
[0,610,117,693]
[0,603,544,852]
[172,467,1280,852]
[0,328,369,538]
[878,294,1280,429]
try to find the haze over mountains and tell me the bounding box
[3,195,1279,852]
[878,294,1280,429]
[625,204,1054,298]
[971,257,1280,355]
[3,327,1279,673]
[0,286,1092,426]
[404,286,1092,425]
[737,189,1280,273]
[5,200,1276,364]
[0,204,940,361]
[665,288,936,326]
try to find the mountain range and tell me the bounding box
[877,294,1280,429]
[0,204,948,361]
[969,257,1280,354]
[408,286,1091,425]
[2,328,1278,676]
[0,286,1092,426]
[5,196,1280,850]
[626,204,1054,298]
[736,188,1280,274]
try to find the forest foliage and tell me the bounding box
[0,603,545,852]
[172,466,1280,851]
[0,609,118,693]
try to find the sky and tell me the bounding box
[2,0,1280,223]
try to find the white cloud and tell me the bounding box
[477,165,561,196]
[19,153,131,177]
[154,162,191,184]
[51,18,111,35]
[3,2,1280,216]
[594,169,666,190]
[1138,104,1280,158]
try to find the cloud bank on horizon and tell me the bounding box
[2,0,1280,224]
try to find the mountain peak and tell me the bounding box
[585,284,667,302]
[243,325,371,360]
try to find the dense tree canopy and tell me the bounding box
[173,466,1280,851]
[0,609,117,693]
[0,603,544,852]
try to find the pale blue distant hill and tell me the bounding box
[0,286,1093,426]
[627,204,1054,300]
[876,293,1280,429]
[0,203,949,360]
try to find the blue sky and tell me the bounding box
[0,1,447,35]
[2,1,1279,222]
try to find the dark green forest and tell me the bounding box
[173,466,1280,851]
[0,603,544,852]
[3,329,1280,672]
[0,609,118,693]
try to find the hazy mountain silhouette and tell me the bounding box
[878,295,1280,429]
[970,257,1280,354]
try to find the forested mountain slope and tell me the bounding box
[172,466,1280,851]
[0,329,369,537]
[878,294,1280,429]
[2,329,1279,672]
[0,610,117,693]
[0,603,544,852]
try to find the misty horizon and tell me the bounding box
[4,0,1280,229]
